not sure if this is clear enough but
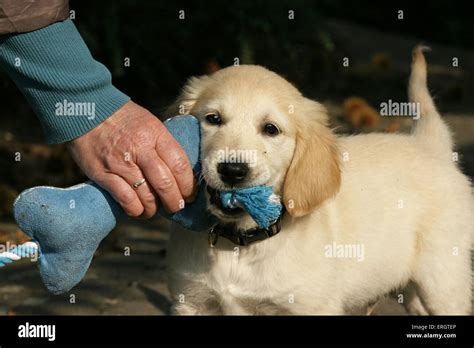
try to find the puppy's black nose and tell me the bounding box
[217,162,249,185]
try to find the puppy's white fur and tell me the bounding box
[166,47,472,315]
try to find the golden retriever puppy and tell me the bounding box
[165,47,472,315]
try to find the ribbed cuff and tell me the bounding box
[0,19,130,144]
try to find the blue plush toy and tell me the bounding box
[0,115,282,294]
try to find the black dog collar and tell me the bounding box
[208,210,285,247]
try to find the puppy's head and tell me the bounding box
[168,65,340,225]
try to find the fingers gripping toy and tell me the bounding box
[1,115,283,294]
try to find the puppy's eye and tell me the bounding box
[263,123,280,136]
[205,113,222,125]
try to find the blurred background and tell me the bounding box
[0,0,472,314]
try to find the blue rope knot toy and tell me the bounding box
[220,186,281,229]
[0,115,283,294]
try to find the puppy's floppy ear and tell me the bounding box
[164,75,211,117]
[283,99,341,217]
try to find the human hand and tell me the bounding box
[67,101,196,218]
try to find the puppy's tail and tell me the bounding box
[409,46,453,157]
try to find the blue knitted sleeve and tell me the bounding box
[0,19,130,144]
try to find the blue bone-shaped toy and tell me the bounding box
[3,115,282,294]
